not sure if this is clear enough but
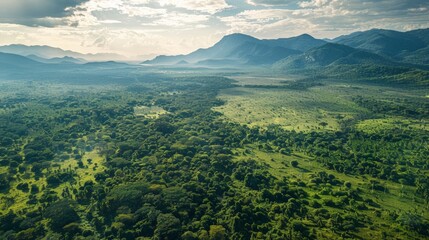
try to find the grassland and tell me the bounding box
[214,76,429,132]
[134,105,169,119]
[213,84,365,132]
[356,118,429,133]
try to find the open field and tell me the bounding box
[356,118,429,133]
[134,105,169,119]
[214,77,429,132]
[229,75,301,86]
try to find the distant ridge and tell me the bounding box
[26,54,84,64]
[0,44,126,62]
[333,28,429,64]
[0,52,45,70]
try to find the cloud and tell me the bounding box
[98,19,122,24]
[0,0,428,57]
[219,9,317,37]
[119,6,167,18]
[159,0,231,14]
[221,0,429,39]
[298,0,429,13]
[0,0,90,27]
[246,0,292,6]
[152,12,210,27]
[77,0,216,28]
[298,0,329,8]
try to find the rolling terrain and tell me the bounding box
[0,28,428,240]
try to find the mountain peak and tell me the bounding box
[296,33,315,39]
[220,33,258,42]
[145,32,327,66]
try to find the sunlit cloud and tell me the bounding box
[158,0,231,14]
[0,0,427,57]
[245,0,290,7]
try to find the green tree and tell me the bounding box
[44,200,80,231]
[209,225,226,240]
[154,213,181,240]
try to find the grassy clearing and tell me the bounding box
[356,118,429,133]
[214,85,365,132]
[57,149,105,185]
[230,75,300,86]
[134,105,169,119]
[214,77,428,133]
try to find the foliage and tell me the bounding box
[0,74,427,240]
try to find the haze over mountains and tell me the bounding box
[1,28,428,75]
[143,33,326,66]
[143,28,429,70]
[0,44,126,62]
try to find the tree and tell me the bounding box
[291,160,299,168]
[182,231,198,240]
[154,213,181,240]
[44,200,80,231]
[209,225,226,240]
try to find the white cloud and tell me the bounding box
[84,0,124,11]
[299,0,330,8]
[159,0,230,14]
[153,12,210,27]
[237,9,290,20]
[245,0,289,7]
[120,6,167,17]
[99,20,122,24]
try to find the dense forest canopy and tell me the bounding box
[0,71,428,240]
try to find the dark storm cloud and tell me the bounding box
[0,0,89,27]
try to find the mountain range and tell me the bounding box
[143,28,429,70]
[0,28,428,78]
[143,33,325,66]
[0,44,126,62]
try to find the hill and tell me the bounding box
[332,28,429,64]
[26,55,84,64]
[273,43,392,70]
[0,52,45,70]
[144,33,324,67]
[273,42,429,85]
[0,44,126,62]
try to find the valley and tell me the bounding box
[0,27,428,240]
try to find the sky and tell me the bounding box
[0,0,428,60]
